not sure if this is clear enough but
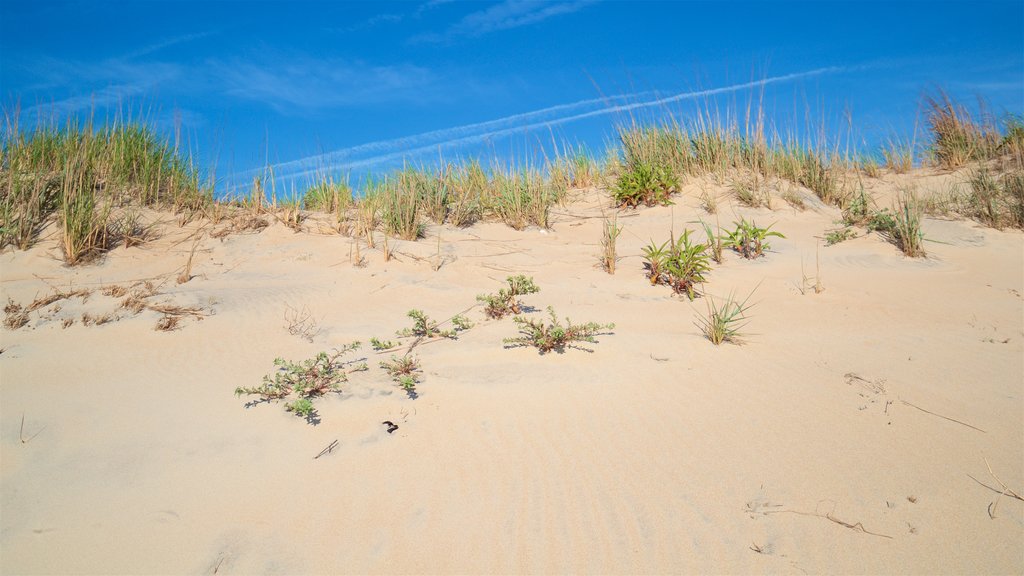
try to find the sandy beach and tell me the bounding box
[2,163,1022,574]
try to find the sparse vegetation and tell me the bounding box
[235,343,366,423]
[600,213,621,274]
[867,190,926,257]
[732,172,771,208]
[380,354,421,396]
[722,219,785,259]
[396,309,469,339]
[825,227,857,246]
[961,167,1024,229]
[925,90,1000,169]
[370,337,397,351]
[642,230,712,300]
[4,299,28,329]
[504,306,614,354]
[696,290,756,345]
[477,275,540,319]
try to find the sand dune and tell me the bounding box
[2,171,1022,574]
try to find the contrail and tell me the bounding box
[243,90,654,180]
[266,65,854,185]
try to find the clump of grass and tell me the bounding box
[892,190,926,257]
[477,275,540,319]
[612,125,685,207]
[860,156,881,178]
[924,89,1000,169]
[731,172,771,208]
[445,161,486,227]
[700,219,724,264]
[842,185,873,227]
[379,171,423,240]
[696,290,755,345]
[642,230,712,300]
[780,186,805,210]
[613,160,678,207]
[869,190,926,257]
[600,214,621,274]
[490,169,556,230]
[235,342,365,423]
[698,187,719,213]
[302,177,352,214]
[2,115,205,254]
[504,306,614,354]
[882,137,914,173]
[962,168,1024,229]
[354,184,381,247]
[722,219,785,259]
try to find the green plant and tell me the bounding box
[882,138,913,173]
[825,227,857,246]
[504,306,614,354]
[613,160,678,207]
[381,354,420,377]
[963,168,1024,229]
[600,213,621,274]
[380,355,421,397]
[370,337,397,351]
[700,219,724,264]
[866,191,926,257]
[235,342,365,422]
[925,89,999,169]
[643,230,712,300]
[379,170,423,240]
[477,275,540,319]
[451,314,473,331]
[489,169,555,230]
[732,173,771,208]
[286,398,315,418]
[696,290,755,345]
[396,309,467,339]
[722,219,785,259]
[842,186,873,227]
[892,191,926,257]
[303,178,352,213]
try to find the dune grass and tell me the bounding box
[6,90,1023,261]
[1,114,206,261]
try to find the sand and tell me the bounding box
[1,169,1022,574]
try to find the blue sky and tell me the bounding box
[2,0,1022,196]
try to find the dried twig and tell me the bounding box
[899,398,985,433]
[314,439,339,459]
[761,501,893,539]
[968,457,1024,519]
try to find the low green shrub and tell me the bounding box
[504,306,614,354]
[642,230,712,300]
[477,275,540,319]
[722,219,785,259]
[235,343,366,422]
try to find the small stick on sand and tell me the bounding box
[19,413,44,444]
[899,398,986,433]
[968,457,1024,518]
[764,502,893,539]
[314,439,339,459]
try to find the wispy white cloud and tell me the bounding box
[120,30,217,60]
[212,56,441,112]
[411,0,597,43]
[266,65,856,185]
